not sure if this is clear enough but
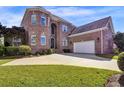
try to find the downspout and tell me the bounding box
[100,29,103,54]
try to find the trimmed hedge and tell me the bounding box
[19,45,31,56]
[4,45,31,56]
[5,46,19,56]
[117,52,124,71]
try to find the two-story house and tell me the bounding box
[21,7,75,53]
[21,7,115,54]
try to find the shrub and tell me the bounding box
[46,49,54,55]
[40,49,47,55]
[113,48,120,55]
[117,52,124,71]
[6,46,19,56]
[19,45,31,56]
[63,49,71,53]
[0,45,5,56]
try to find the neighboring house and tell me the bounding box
[0,34,4,45]
[21,7,115,54]
[0,26,27,46]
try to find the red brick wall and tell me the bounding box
[21,9,75,53]
[21,10,51,53]
[102,29,113,54]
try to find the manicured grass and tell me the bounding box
[0,56,23,65]
[0,65,120,87]
[0,59,14,65]
[96,54,118,60]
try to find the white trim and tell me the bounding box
[100,30,104,54]
[68,27,107,37]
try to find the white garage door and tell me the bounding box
[74,40,95,54]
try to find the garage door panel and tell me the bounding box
[74,40,95,53]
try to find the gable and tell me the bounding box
[71,16,111,35]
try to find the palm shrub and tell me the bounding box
[19,45,31,56]
[117,52,124,71]
[113,48,120,55]
[0,45,5,56]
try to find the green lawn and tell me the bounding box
[0,56,24,65]
[0,65,120,87]
[96,54,118,60]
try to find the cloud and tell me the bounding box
[0,6,124,32]
[47,7,95,17]
[0,7,24,27]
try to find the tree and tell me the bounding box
[0,22,27,46]
[114,32,124,52]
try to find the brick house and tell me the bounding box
[21,7,115,54]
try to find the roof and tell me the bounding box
[50,14,74,26]
[71,16,111,35]
[21,7,75,27]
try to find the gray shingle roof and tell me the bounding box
[71,16,111,35]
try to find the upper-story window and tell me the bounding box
[31,14,37,25]
[41,16,47,26]
[62,25,68,32]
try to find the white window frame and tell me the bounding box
[41,35,46,45]
[41,16,47,26]
[62,38,68,46]
[31,14,37,25]
[31,35,37,46]
[62,25,68,32]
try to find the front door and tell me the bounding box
[51,38,55,48]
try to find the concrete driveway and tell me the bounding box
[2,53,120,71]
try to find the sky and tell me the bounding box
[0,6,124,32]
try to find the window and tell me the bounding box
[62,25,68,32]
[62,38,68,46]
[41,35,46,45]
[31,35,37,45]
[41,16,46,26]
[31,14,37,24]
